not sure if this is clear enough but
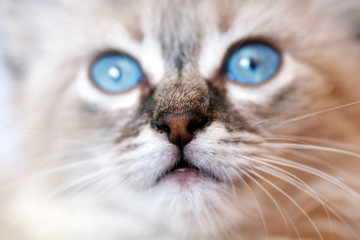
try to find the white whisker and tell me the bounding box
[264,142,360,159]
[235,170,269,239]
[259,154,360,199]
[251,156,359,237]
[240,169,300,239]
[249,169,324,240]
[269,135,360,152]
[280,100,360,124]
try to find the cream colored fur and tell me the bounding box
[0,0,360,239]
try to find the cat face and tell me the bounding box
[1,0,360,239]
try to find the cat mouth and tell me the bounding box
[172,158,196,172]
[156,157,220,183]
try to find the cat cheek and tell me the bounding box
[116,126,180,188]
[184,123,263,181]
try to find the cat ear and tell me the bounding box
[0,0,68,79]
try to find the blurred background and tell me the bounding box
[0,28,18,173]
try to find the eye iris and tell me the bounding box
[91,54,143,93]
[226,43,280,85]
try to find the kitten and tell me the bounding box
[1,0,360,239]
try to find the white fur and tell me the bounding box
[1,0,360,239]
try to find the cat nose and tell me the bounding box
[153,113,207,148]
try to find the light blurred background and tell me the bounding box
[0,28,19,173]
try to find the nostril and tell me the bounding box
[153,122,171,133]
[187,118,207,134]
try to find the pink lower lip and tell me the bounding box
[159,167,218,187]
[158,160,217,183]
[162,168,202,183]
[167,167,202,178]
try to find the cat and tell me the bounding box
[0,0,360,239]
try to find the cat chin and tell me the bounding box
[155,171,222,196]
[142,181,236,239]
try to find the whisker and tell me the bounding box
[0,148,120,194]
[0,160,98,194]
[269,135,360,152]
[248,168,324,240]
[235,170,269,239]
[40,167,116,205]
[263,137,359,175]
[250,155,341,234]
[253,100,360,128]
[276,148,350,178]
[255,164,336,230]
[280,100,360,125]
[260,154,360,199]
[251,157,359,237]
[260,163,358,237]
[264,142,360,158]
[64,171,120,211]
[0,167,114,238]
[240,169,300,239]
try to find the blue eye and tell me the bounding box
[91,54,143,93]
[225,43,280,85]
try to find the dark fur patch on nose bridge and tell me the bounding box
[172,43,187,73]
[162,41,198,77]
[151,79,210,121]
[175,54,184,73]
[158,2,200,75]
